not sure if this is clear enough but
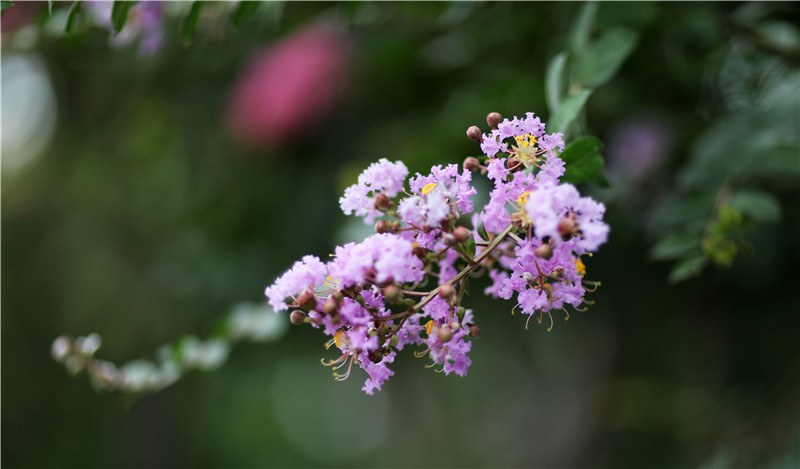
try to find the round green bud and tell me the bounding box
[437,324,453,343]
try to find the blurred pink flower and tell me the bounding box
[227,24,354,148]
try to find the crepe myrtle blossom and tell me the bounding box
[265,111,608,394]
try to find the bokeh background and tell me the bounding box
[2,1,799,467]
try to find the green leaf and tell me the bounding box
[476,220,489,242]
[549,89,592,134]
[48,0,53,15]
[111,1,137,34]
[559,135,605,185]
[181,1,204,46]
[545,52,568,114]
[568,2,599,59]
[65,1,81,33]
[728,189,782,223]
[231,1,261,28]
[649,233,702,261]
[577,28,638,89]
[0,1,13,14]
[668,252,707,285]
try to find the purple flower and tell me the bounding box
[264,255,327,312]
[340,158,408,224]
[327,234,424,288]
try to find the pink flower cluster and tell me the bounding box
[265,112,608,393]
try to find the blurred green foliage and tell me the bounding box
[2,1,799,468]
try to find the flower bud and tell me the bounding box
[443,233,457,247]
[438,284,456,301]
[290,310,307,325]
[558,216,578,240]
[323,297,339,315]
[296,290,316,311]
[534,243,553,260]
[550,266,566,279]
[466,125,482,141]
[375,219,395,234]
[390,334,399,348]
[403,298,416,307]
[374,193,393,212]
[331,291,344,304]
[453,226,470,244]
[506,157,522,172]
[412,245,428,258]
[450,321,460,331]
[463,156,481,171]
[468,325,481,339]
[457,307,466,321]
[437,324,453,343]
[382,284,403,303]
[487,112,503,129]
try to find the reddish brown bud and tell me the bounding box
[331,291,344,304]
[558,216,578,241]
[506,157,522,172]
[375,220,397,234]
[438,284,456,301]
[296,290,316,311]
[466,125,482,141]
[463,156,481,172]
[374,193,393,212]
[453,226,470,244]
[468,325,481,339]
[289,310,307,325]
[437,324,453,343]
[443,233,457,247]
[487,112,503,129]
[323,297,339,315]
[534,243,553,260]
[382,284,403,303]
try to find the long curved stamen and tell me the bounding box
[321,353,349,367]
[561,307,570,322]
[525,312,534,330]
[333,354,355,381]
[582,280,601,292]
[546,310,554,332]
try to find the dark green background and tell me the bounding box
[2,2,799,467]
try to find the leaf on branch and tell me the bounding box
[728,189,781,223]
[549,89,592,134]
[65,1,82,33]
[559,135,606,185]
[668,252,707,285]
[568,1,598,59]
[111,1,138,34]
[649,233,702,261]
[0,1,13,14]
[182,1,204,46]
[577,27,639,89]
[545,52,568,114]
[231,1,261,28]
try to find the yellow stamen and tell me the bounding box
[424,320,435,336]
[334,330,344,347]
[574,259,586,276]
[421,183,437,195]
[517,191,531,207]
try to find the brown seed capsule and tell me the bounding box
[437,324,453,343]
[468,325,481,339]
[438,284,456,301]
[487,112,503,129]
[463,156,481,172]
[534,243,553,260]
[466,125,482,141]
[374,193,393,212]
[453,226,470,244]
[289,310,307,325]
